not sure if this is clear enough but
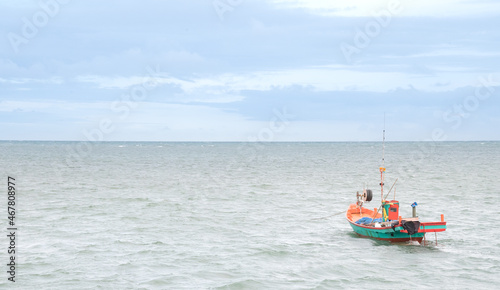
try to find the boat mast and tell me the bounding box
[380,114,386,201]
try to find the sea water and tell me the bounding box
[0,141,499,289]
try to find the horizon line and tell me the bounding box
[1,139,499,143]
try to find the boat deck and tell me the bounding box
[346,204,382,223]
[347,203,446,234]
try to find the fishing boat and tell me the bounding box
[346,129,447,244]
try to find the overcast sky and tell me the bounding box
[1,0,499,141]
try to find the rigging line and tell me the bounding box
[372,178,398,220]
[311,210,346,220]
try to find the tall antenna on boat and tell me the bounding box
[380,114,386,201]
[382,113,385,167]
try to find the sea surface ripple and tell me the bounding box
[0,141,499,289]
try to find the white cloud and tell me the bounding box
[272,0,500,17]
[74,62,488,104]
[191,66,486,93]
[75,75,148,89]
[0,100,107,113]
[404,49,500,58]
[0,77,63,85]
[89,102,262,141]
[2,1,499,141]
